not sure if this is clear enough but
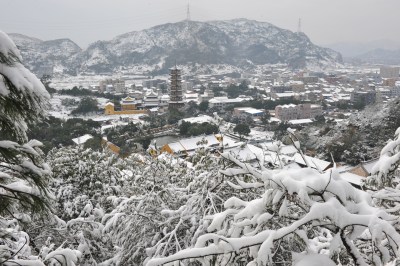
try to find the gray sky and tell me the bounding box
[1,0,399,48]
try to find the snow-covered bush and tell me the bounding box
[48,146,123,220]
[146,147,400,265]
[101,150,239,265]
[40,146,126,264]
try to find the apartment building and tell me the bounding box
[275,103,322,121]
[380,66,400,79]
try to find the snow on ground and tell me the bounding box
[48,94,80,119]
[248,128,274,142]
[293,254,336,266]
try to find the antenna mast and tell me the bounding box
[186,0,191,21]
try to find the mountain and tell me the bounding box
[9,33,82,76]
[353,48,400,65]
[325,39,400,58]
[9,19,342,76]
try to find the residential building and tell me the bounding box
[99,78,125,93]
[208,96,251,110]
[199,88,214,103]
[380,66,400,79]
[275,104,299,121]
[275,103,322,121]
[350,91,376,105]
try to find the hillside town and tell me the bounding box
[41,64,400,187]
[2,1,400,264]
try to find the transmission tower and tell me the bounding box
[297,18,302,33]
[186,0,191,21]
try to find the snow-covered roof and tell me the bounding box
[165,135,220,154]
[277,104,297,108]
[275,92,295,97]
[293,153,331,171]
[168,142,186,153]
[227,144,263,162]
[219,135,243,149]
[72,134,93,145]
[361,159,379,174]
[179,135,220,152]
[161,95,170,100]
[209,97,246,104]
[288,119,313,125]
[181,115,214,125]
[340,172,363,186]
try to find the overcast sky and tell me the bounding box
[1,0,399,48]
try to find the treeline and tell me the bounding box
[104,122,153,155]
[59,86,125,101]
[28,116,101,153]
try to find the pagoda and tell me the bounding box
[168,67,185,110]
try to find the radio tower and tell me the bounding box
[186,0,191,21]
[297,18,302,33]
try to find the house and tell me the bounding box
[348,158,379,177]
[160,135,221,156]
[101,138,121,156]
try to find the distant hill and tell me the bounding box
[324,40,400,64]
[325,39,400,57]
[9,33,82,76]
[9,19,342,76]
[354,48,400,65]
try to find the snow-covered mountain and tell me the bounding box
[9,19,342,76]
[9,33,82,76]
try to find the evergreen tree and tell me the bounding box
[233,123,251,139]
[0,31,52,264]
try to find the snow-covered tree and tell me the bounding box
[146,138,400,266]
[100,147,242,266]
[365,127,400,227]
[0,31,52,264]
[35,146,126,264]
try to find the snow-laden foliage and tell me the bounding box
[146,141,400,266]
[47,146,123,220]
[34,146,126,265]
[367,127,400,189]
[365,127,400,230]
[0,31,53,265]
[100,147,243,265]
[0,31,49,142]
[298,100,400,165]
